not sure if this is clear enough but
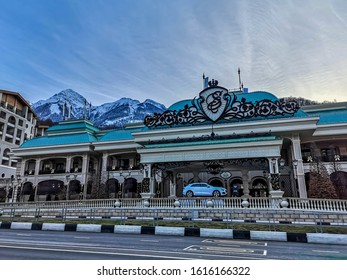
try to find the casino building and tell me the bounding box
[9,80,347,202]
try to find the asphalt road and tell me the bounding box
[0,229,346,260]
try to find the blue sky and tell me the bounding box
[1,0,347,107]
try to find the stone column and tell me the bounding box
[66,156,72,173]
[169,171,177,198]
[141,163,155,199]
[291,135,308,198]
[102,153,108,172]
[1,122,7,141]
[81,154,89,199]
[34,159,41,186]
[241,170,250,198]
[268,157,284,201]
[149,163,155,195]
[267,157,275,190]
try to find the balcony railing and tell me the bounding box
[1,197,346,213]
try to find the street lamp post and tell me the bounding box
[5,176,14,203]
[292,159,299,196]
[17,176,28,202]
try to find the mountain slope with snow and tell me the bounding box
[32,89,166,128]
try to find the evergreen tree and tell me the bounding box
[308,162,338,199]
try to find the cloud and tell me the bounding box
[1,0,347,107]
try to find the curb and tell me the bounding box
[2,215,347,226]
[1,221,346,245]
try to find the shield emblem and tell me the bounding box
[199,88,229,122]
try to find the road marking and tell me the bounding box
[312,250,340,254]
[73,236,90,239]
[15,233,32,236]
[0,243,270,260]
[185,245,266,256]
[0,240,271,260]
[183,245,195,251]
[201,246,255,253]
[140,239,159,243]
[202,239,266,246]
[0,244,194,260]
[263,250,267,256]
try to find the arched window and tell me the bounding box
[208,178,223,187]
[2,148,11,165]
[71,156,82,172]
[8,116,16,125]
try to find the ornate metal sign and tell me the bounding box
[144,80,300,128]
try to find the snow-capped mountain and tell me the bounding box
[32,89,166,128]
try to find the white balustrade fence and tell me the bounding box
[0,197,347,212]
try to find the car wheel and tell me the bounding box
[186,190,194,197]
[212,190,220,197]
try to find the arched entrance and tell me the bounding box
[37,180,65,201]
[68,180,82,200]
[208,178,223,187]
[0,188,6,202]
[21,182,34,202]
[250,177,268,197]
[123,177,137,198]
[230,178,243,197]
[106,178,120,198]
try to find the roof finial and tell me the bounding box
[238,67,243,90]
[62,101,66,120]
[203,73,209,89]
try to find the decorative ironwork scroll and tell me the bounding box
[270,174,280,190]
[144,81,300,128]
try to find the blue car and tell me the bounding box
[182,183,227,197]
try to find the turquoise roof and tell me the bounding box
[168,99,192,111]
[46,119,100,135]
[235,91,278,102]
[20,133,98,148]
[98,127,146,142]
[18,90,346,151]
[306,108,347,124]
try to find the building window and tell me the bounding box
[8,116,16,125]
[301,148,312,162]
[6,126,14,136]
[2,148,10,166]
[16,129,22,138]
[321,148,338,162]
[0,111,6,119]
[5,136,13,143]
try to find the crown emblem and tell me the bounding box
[208,79,218,87]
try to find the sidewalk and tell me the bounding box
[1,221,347,245]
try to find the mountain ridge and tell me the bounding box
[32,89,167,128]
